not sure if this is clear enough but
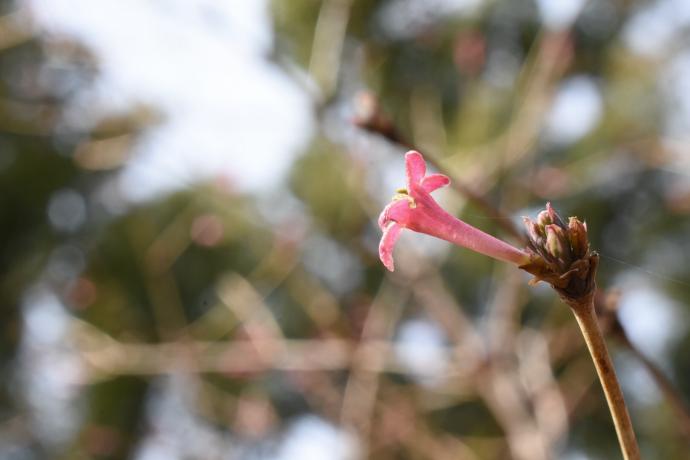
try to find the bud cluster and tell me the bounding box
[523,203,589,271]
[520,203,598,300]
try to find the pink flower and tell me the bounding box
[378,151,531,271]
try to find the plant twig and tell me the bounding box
[567,295,641,460]
[521,204,640,458]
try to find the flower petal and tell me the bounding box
[405,151,426,187]
[421,173,450,193]
[379,222,403,271]
[379,198,413,229]
[378,204,389,230]
[378,200,399,230]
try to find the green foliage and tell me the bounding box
[290,139,368,239]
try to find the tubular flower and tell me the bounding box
[378,151,531,271]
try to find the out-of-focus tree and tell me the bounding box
[0,0,688,459]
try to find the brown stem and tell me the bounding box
[568,297,641,460]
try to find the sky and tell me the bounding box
[22,0,690,200]
[25,0,314,201]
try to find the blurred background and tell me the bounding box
[1,0,690,458]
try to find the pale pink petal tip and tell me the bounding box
[379,222,403,271]
[421,173,450,193]
[405,151,426,186]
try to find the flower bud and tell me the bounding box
[545,224,571,263]
[546,202,566,229]
[568,217,589,259]
[537,210,552,228]
[523,217,544,244]
[520,203,597,297]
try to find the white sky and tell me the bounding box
[535,0,585,30]
[395,318,449,386]
[623,0,690,57]
[616,274,686,364]
[274,416,358,460]
[25,0,314,201]
[545,75,603,145]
